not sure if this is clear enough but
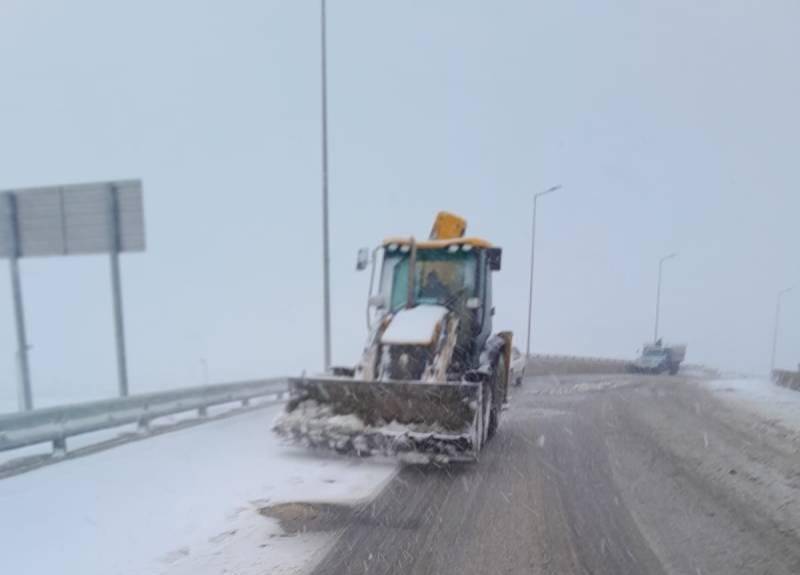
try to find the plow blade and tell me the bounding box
[274,376,483,461]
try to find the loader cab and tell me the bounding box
[381,243,479,312]
[369,238,502,358]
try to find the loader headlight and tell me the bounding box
[447,244,459,253]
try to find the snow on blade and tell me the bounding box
[276,399,367,434]
[381,305,448,345]
[273,398,476,461]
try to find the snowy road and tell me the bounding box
[307,375,800,575]
[3,374,799,574]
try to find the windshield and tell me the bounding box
[643,348,667,358]
[380,249,478,311]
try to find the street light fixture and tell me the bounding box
[770,286,793,373]
[525,184,562,364]
[653,252,677,343]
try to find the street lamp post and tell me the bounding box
[525,185,562,364]
[770,287,792,373]
[653,253,677,343]
[320,0,332,371]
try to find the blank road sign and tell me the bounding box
[0,180,145,258]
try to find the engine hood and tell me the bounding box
[380,305,449,346]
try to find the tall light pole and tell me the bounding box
[770,287,792,373]
[320,0,332,371]
[653,252,677,343]
[525,185,562,362]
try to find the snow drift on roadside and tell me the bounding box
[0,404,396,575]
[704,377,800,436]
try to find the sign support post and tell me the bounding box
[108,185,129,397]
[5,192,33,411]
[0,180,145,410]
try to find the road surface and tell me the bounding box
[307,374,800,575]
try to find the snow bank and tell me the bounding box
[0,404,397,575]
[704,377,800,435]
[380,305,448,345]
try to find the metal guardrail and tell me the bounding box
[0,378,288,456]
[524,354,631,376]
[528,353,630,364]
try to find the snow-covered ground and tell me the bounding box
[0,404,397,575]
[703,377,800,435]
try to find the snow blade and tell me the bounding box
[274,376,482,462]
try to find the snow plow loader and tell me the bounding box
[274,212,512,462]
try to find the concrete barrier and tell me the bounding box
[525,354,630,376]
[772,369,800,391]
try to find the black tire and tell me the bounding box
[487,354,506,440]
[481,383,492,447]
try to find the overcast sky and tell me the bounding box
[1,0,798,408]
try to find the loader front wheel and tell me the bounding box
[481,383,492,447]
[487,354,506,440]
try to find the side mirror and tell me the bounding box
[466,297,481,310]
[487,247,502,271]
[368,294,387,309]
[356,247,369,271]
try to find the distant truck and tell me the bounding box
[630,340,686,375]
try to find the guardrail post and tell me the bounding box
[198,406,208,418]
[137,417,151,434]
[52,437,67,457]
[241,398,250,408]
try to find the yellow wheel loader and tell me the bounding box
[274,212,512,462]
